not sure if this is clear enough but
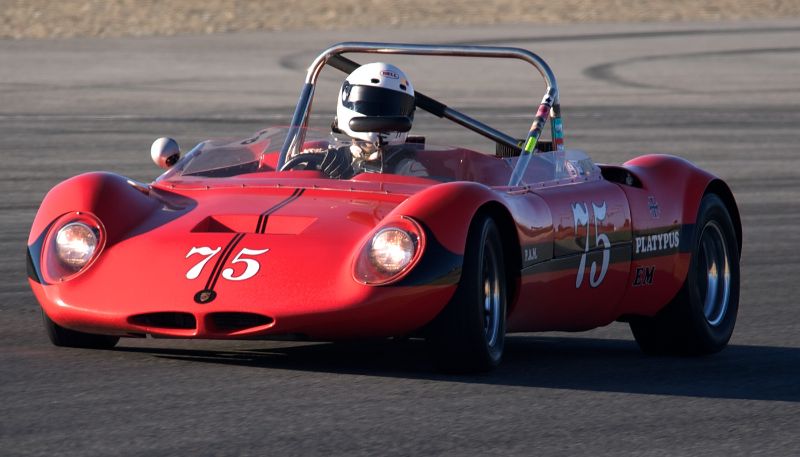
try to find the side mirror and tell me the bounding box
[348,116,412,134]
[151,137,180,169]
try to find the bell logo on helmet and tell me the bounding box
[380,70,399,79]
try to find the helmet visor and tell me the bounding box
[342,84,415,117]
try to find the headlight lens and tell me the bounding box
[40,212,105,283]
[354,217,425,285]
[369,228,415,274]
[55,222,98,268]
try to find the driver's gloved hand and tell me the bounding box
[321,147,352,179]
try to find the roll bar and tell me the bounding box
[277,42,563,186]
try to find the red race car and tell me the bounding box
[27,42,741,371]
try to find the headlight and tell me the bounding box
[41,212,105,283]
[55,222,98,268]
[354,217,425,285]
[369,228,415,274]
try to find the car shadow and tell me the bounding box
[114,335,800,403]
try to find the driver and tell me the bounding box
[321,62,427,179]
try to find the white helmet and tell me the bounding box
[336,62,415,146]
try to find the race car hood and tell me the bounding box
[30,173,460,339]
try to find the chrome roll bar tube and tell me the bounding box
[277,41,562,183]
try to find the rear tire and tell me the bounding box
[43,311,119,349]
[428,214,507,372]
[630,194,739,355]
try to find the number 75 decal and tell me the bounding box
[572,201,610,289]
[185,246,269,281]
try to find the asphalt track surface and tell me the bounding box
[2,21,800,456]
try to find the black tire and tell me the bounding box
[43,311,119,349]
[630,193,740,355]
[427,214,507,372]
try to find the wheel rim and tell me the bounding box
[697,221,731,326]
[482,241,502,348]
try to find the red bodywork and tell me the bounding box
[27,137,740,341]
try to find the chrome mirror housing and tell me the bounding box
[150,137,180,169]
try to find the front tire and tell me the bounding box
[428,214,507,372]
[43,311,119,349]
[630,193,740,355]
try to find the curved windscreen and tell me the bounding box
[156,126,598,188]
[157,127,328,180]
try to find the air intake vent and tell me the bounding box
[130,312,196,329]
[207,312,273,332]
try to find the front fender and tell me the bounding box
[28,172,194,285]
[391,181,501,255]
[29,172,162,245]
[385,181,503,288]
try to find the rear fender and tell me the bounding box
[705,178,742,255]
[616,154,740,316]
[624,155,717,226]
[624,154,740,247]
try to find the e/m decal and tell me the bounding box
[633,266,655,286]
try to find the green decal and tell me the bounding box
[524,136,537,153]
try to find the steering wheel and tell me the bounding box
[280,148,353,179]
[279,152,325,172]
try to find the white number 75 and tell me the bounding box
[185,246,269,281]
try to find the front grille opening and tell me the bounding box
[130,312,197,330]
[207,312,273,332]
